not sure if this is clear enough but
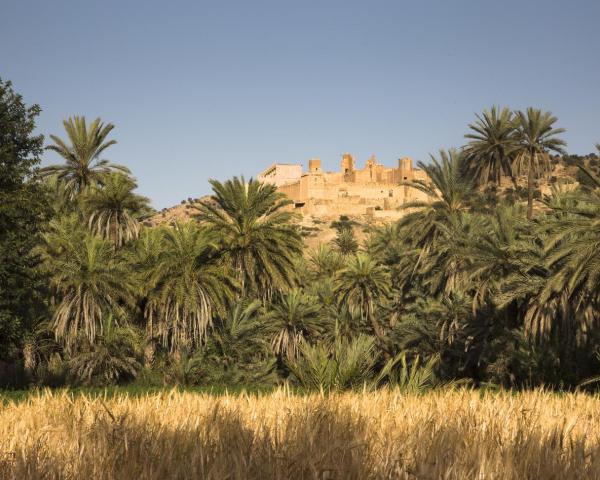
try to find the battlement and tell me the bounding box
[257,153,430,218]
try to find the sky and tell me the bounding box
[2,0,599,208]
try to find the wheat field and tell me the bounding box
[1,388,600,479]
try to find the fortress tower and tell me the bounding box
[309,158,322,173]
[341,153,355,174]
[257,152,429,218]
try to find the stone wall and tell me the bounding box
[259,153,431,218]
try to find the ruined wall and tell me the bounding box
[260,154,431,218]
[257,164,302,187]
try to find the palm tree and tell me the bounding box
[200,301,277,386]
[40,223,137,350]
[308,244,345,280]
[366,221,402,264]
[456,205,529,312]
[463,106,518,188]
[286,334,379,391]
[144,222,236,354]
[268,288,323,361]
[539,179,600,336]
[399,149,474,250]
[68,315,143,386]
[83,173,151,247]
[334,227,358,255]
[196,176,303,298]
[334,253,392,351]
[41,116,130,199]
[513,108,566,219]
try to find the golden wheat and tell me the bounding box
[1,388,600,479]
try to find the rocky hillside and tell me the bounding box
[146,155,594,249]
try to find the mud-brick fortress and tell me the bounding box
[257,153,430,219]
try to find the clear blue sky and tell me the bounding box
[2,0,599,208]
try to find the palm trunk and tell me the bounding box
[23,340,36,382]
[527,152,534,220]
[366,298,390,359]
[143,341,155,368]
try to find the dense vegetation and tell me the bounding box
[2,79,600,391]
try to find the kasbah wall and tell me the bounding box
[257,153,430,220]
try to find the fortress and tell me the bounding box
[257,153,430,218]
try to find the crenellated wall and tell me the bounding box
[259,153,430,217]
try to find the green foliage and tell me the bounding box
[286,335,378,390]
[334,253,392,350]
[380,352,440,393]
[3,94,600,392]
[196,176,303,299]
[307,244,345,280]
[0,78,50,364]
[41,116,130,199]
[334,227,358,255]
[68,316,143,386]
[268,288,323,361]
[144,222,236,354]
[330,215,357,233]
[39,220,137,350]
[82,173,152,247]
[464,105,518,188]
[194,301,277,387]
[513,108,566,219]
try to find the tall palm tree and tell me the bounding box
[540,179,600,336]
[334,253,392,351]
[456,205,529,312]
[399,149,475,249]
[268,288,323,361]
[513,108,566,219]
[463,106,518,187]
[41,116,130,199]
[144,222,236,354]
[39,223,137,350]
[82,173,151,247]
[196,176,303,298]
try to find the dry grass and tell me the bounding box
[1,388,600,479]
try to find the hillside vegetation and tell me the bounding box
[2,78,600,394]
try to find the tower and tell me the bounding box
[309,158,322,173]
[398,157,413,181]
[341,153,355,174]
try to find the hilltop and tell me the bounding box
[146,154,595,249]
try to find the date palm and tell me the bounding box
[41,116,130,199]
[400,149,474,249]
[144,222,236,354]
[83,173,151,247]
[40,222,137,350]
[542,178,600,333]
[196,176,303,299]
[334,227,358,256]
[69,315,143,386]
[513,108,566,219]
[464,106,518,187]
[456,205,529,312]
[201,301,277,386]
[334,253,392,352]
[307,244,345,280]
[268,288,323,361]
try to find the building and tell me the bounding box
[257,153,430,218]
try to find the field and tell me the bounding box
[2,389,600,479]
